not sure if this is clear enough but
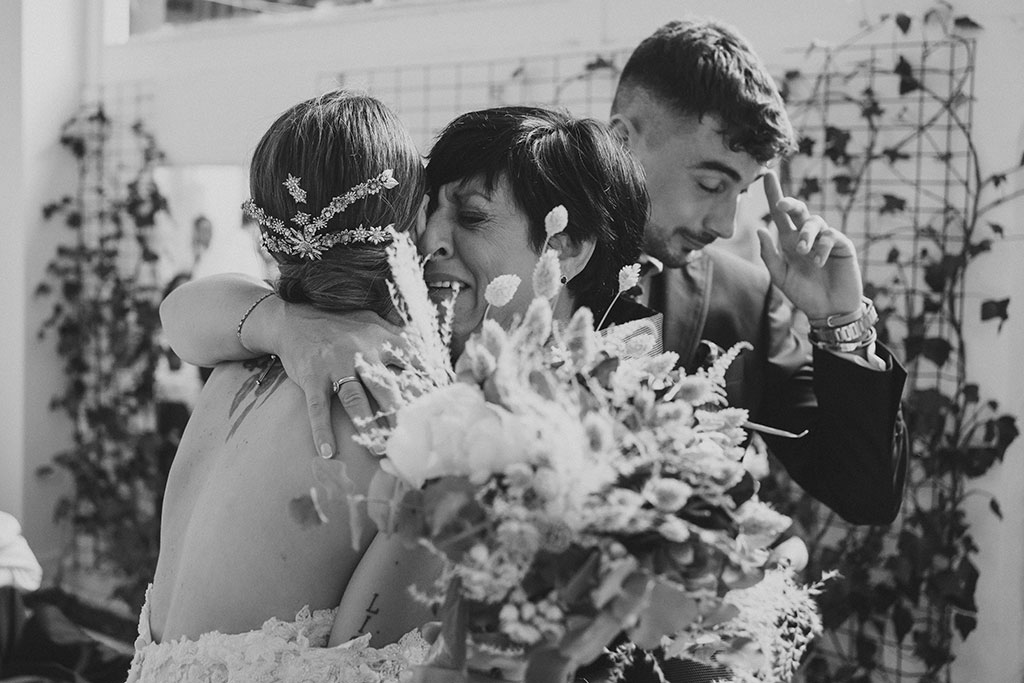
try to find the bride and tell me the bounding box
[133,94,654,681]
[128,91,435,681]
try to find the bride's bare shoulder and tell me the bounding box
[150,358,379,643]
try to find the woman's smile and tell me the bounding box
[418,177,540,347]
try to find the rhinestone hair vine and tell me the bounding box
[242,169,399,260]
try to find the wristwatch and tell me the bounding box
[808,297,878,350]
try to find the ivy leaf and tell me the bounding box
[833,174,855,195]
[904,387,953,437]
[925,253,962,290]
[797,176,821,200]
[880,193,907,214]
[980,298,1009,329]
[797,135,816,156]
[921,337,952,366]
[967,240,992,257]
[860,88,884,119]
[892,602,914,643]
[923,296,944,313]
[990,497,1003,520]
[924,254,962,292]
[962,446,995,479]
[886,246,900,263]
[953,15,983,29]
[962,384,979,403]
[905,335,924,364]
[965,434,1012,478]
[898,530,924,574]
[824,126,852,165]
[894,55,921,95]
[60,135,86,159]
[988,221,1005,238]
[956,559,980,608]
[895,12,912,34]
[583,55,615,72]
[954,613,977,640]
[990,173,1006,187]
[882,146,911,163]
[986,415,1020,460]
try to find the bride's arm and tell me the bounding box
[159,272,404,459]
[328,532,441,647]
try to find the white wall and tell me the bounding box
[2,0,1021,678]
[0,2,28,527]
[0,0,100,580]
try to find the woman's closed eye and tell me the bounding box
[456,210,488,228]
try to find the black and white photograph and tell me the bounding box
[1,1,1022,681]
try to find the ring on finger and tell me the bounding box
[332,376,359,394]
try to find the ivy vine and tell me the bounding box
[765,9,1022,682]
[35,105,170,610]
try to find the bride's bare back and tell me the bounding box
[148,356,379,643]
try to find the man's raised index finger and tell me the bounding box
[763,171,791,229]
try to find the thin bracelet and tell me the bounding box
[807,296,874,329]
[236,291,276,353]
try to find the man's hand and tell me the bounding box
[757,171,864,321]
[270,304,403,459]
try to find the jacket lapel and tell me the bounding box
[659,252,713,368]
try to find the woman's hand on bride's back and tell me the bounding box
[269,303,404,459]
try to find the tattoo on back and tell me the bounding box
[353,592,381,639]
[227,355,287,440]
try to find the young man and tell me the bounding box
[592,19,907,683]
[609,18,906,525]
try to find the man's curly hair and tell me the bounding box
[613,19,796,164]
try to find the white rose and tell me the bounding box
[385,383,529,488]
[460,405,531,483]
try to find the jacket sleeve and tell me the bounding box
[755,285,909,525]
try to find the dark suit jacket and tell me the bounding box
[653,247,907,526]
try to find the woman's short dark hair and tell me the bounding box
[425,106,648,317]
[613,19,795,164]
[249,90,424,317]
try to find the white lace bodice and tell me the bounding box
[126,586,429,682]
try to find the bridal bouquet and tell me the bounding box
[347,209,827,683]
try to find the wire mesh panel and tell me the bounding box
[784,38,974,387]
[317,48,633,151]
[780,36,978,683]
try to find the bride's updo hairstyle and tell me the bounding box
[249,90,424,318]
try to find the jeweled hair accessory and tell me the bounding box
[242,169,399,260]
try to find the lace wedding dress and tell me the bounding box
[126,586,430,682]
